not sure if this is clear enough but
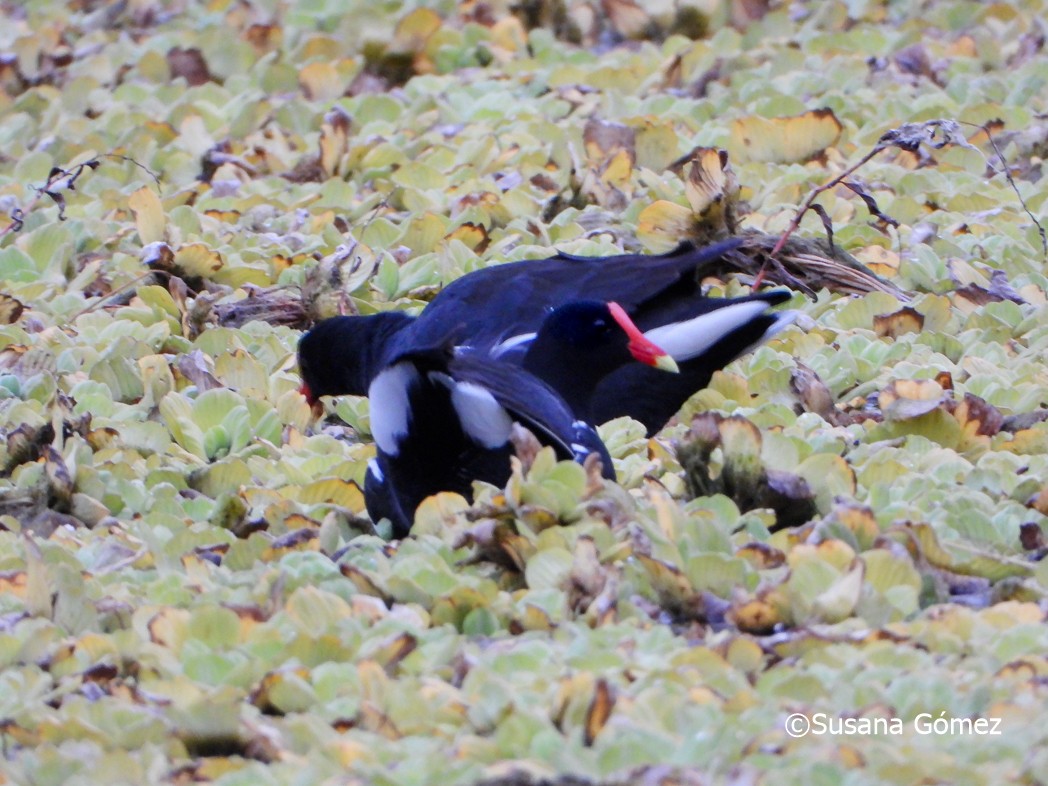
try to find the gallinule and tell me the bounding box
[514,292,794,429]
[364,300,677,536]
[299,238,795,434]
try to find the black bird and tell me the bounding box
[364,301,677,536]
[505,291,794,431]
[590,290,795,431]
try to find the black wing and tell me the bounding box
[406,238,746,350]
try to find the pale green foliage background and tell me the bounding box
[1,1,1048,784]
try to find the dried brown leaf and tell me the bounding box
[166,46,212,86]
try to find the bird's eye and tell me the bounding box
[594,320,606,329]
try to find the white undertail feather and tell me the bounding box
[732,310,799,358]
[643,301,789,362]
[430,373,513,449]
[368,362,419,455]
[766,310,799,339]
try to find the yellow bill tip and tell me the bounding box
[652,353,680,374]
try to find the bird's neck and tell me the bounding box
[357,313,414,390]
[522,336,605,418]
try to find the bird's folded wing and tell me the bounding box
[409,238,746,349]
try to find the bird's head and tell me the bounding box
[297,313,413,417]
[538,300,678,373]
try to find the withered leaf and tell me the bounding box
[262,528,318,560]
[369,632,418,674]
[509,423,543,474]
[166,47,212,86]
[878,379,944,421]
[809,203,835,249]
[583,118,636,162]
[567,536,606,613]
[583,677,615,746]
[175,350,222,391]
[43,446,74,513]
[732,0,772,26]
[1019,521,1046,550]
[953,270,1026,306]
[763,471,818,530]
[790,362,836,420]
[0,293,25,324]
[1026,491,1048,518]
[601,0,652,38]
[947,393,1004,438]
[844,181,899,228]
[243,23,282,53]
[683,147,738,231]
[873,306,924,338]
[735,542,786,569]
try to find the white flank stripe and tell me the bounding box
[643,301,774,362]
[489,332,537,359]
[366,458,383,483]
[447,380,513,449]
[368,362,419,455]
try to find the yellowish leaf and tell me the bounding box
[731,598,780,634]
[600,148,633,188]
[444,222,488,251]
[297,478,366,511]
[174,243,224,278]
[729,108,843,163]
[391,8,442,53]
[129,186,165,245]
[637,200,693,252]
[299,61,344,101]
[854,245,900,277]
[319,106,352,176]
[490,17,527,55]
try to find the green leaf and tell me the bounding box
[0,247,38,282]
[524,547,573,590]
[160,392,207,460]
